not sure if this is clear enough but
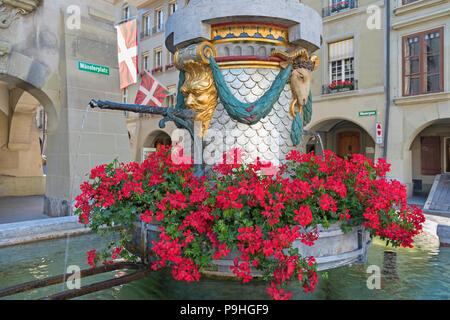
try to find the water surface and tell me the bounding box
[0,233,448,300]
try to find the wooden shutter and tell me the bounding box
[421,136,441,175]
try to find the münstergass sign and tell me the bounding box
[78,61,110,76]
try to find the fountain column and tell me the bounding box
[165,0,323,166]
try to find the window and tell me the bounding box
[325,38,355,93]
[155,9,164,32]
[142,52,150,71]
[122,88,128,104]
[143,13,151,37]
[167,52,175,69]
[167,85,177,107]
[167,95,176,108]
[324,0,357,17]
[123,6,130,20]
[403,27,444,96]
[153,48,163,73]
[169,2,178,15]
[155,49,162,67]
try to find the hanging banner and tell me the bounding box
[135,72,169,107]
[116,19,138,90]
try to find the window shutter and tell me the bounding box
[329,38,354,62]
[421,136,441,175]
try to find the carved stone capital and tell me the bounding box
[0,0,42,29]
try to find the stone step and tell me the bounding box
[0,216,90,248]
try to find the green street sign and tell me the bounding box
[78,61,109,75]
[359,110,377,117]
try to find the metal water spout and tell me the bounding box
[304,130,325,155]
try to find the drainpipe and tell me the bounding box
[382,0,391,160]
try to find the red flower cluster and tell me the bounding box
[328,80,354,90]
[76,146,425,300]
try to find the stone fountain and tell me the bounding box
[91,0,371,274]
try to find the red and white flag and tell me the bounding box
[116,19,138,90]
[135,72,169,107]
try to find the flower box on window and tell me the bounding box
[328,80,354,91]
[331,1,349,13]
[165,63,175,70]
[151,66,163,74]
[322,80,357,94]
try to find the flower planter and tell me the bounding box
[125,220,372,277]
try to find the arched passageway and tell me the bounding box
[141,130,172,162]
[307,118,376,161]
[408,118,450,196]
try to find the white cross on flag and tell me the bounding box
[135,72,169,107]
[115,19,138,90]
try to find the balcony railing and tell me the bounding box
[322,79,358,95]
[322,0,358,18]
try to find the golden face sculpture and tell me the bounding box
[180,60,218,137]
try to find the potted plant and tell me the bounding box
[75,146,425,300]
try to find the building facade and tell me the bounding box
[388,0,449,195]
[115,0,186,162]
[118,0,449,196]
[0,0,131,216]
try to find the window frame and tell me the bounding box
[328,38,355,85]
[142,52,150,72]
[402,26,444,97]
[155,8,164,32]
[154,47,163,68]
[123,6,130,20]
[169,2,178,15]
[143,13,151,37]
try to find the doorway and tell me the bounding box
[338,131,360,158]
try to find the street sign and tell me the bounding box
[78,61,110,75]
[376,122,383,144]
[359,110,377,117]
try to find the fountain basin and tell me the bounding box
[126,221,372,277]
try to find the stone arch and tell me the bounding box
[407,118,450,194]
[140,129,172,162]
[247,45,255,56]
[0,51,60,132]
[406,118,450,151]
[308,116,376,142]
[257,46,267,56]
[0,52,59,197]
[232,45,242,56]
[223,46,230,57]
[144,130,172,148]
[307,117,376,160]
